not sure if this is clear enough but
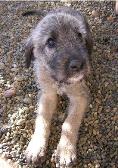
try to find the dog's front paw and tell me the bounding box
[52,144,77,168]
[25,135,46,164]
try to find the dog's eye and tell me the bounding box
[46,38,56,48]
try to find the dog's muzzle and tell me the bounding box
[50,58,87,83]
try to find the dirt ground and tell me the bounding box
[0,1,118,168]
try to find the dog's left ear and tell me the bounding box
[85,32,93,56]
[84,22,93,56]
[24,38,34,68]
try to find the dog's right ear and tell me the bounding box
[24,38,34,68]
[22,10,47,17]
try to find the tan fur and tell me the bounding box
[26,87,57,163]
[53,81,89,166]
[24,7,92,167]
[26,65,89,166]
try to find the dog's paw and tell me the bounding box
[51,145,77,168]
[25,135,46,164]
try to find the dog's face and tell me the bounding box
[25,8,92,84]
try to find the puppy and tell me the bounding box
[23,7,92,167]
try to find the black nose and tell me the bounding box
[69,60,83,72]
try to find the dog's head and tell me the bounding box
[24,7,93,84]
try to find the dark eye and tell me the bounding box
[46,38,56,48]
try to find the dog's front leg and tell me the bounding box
[53,84,89,167]
[26,90,57,164]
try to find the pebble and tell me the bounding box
[0,148,3,154]
[58,113,65,121]
[14,76,24,82]
[91,10,99,17]
[107,15,114,22]
[4,89,16,98]
[23,97,31,104]
[0,62,4,69]
[16,119,26,126]
[95,163,100,168]
[29,106,34,111]
[0,107,3,116]
[11,67,18,72]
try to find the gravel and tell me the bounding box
[0,1,117,168]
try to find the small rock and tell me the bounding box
[23,107,30,112]
[23,97,31,104]
[29,106,34,111]
[12,64,17,68]
[16,119,26,125]
[93,129,97,135]
[91,10,99,17]
[0,88,2,93]
[0,107,3,117]
[6,132,10,137]
[10,81,19,89]
[4,89,16,98]
[0,62,4,69]
[14,76,24,82]
[0,148,3,154]
[11,67,18,72]
[58,113,65,121]
[95,163,100,168]
[65,3,71,7]
[107,15,114,22]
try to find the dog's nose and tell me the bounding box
[69,60,83,72]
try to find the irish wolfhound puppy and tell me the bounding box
[23,7,92,167]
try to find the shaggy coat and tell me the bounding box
[23,7,92,168]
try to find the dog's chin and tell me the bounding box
[51,68,89,85]
[57,73,85,86]
[67,73,84,84]
[67,67,90,84]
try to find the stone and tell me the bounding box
[0,62,4,69]
[4,89,16,98]
[91,10,99,17]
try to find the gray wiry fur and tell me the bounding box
[24,7,92,167]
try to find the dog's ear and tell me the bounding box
[22,10,47,17]
[85,32,93,56]
[24,38,34,68]
[84,21,93,56]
